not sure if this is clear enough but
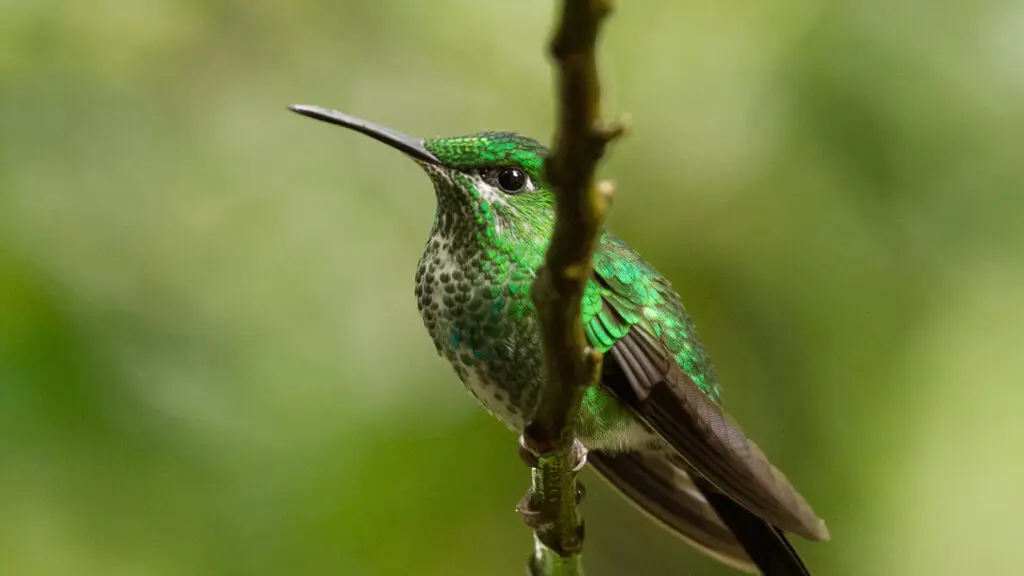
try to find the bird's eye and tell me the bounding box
[496,167,528,194]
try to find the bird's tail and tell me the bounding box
[588,450,757,572]
[693,475,813,576]
[590,450,815,575]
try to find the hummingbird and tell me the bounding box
[289,104,830,575]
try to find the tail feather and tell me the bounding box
[588,451,756,572]
[694,476,812,576]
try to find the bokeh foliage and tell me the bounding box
[1,1,1022,575]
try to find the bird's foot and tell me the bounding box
[516,482,588,529]
[515,436,589,529]
[517,433,540,468]
[515,490,545,530]
[567,437,589,474]
[517,435,588,472]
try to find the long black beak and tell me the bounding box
[289,104,441,165]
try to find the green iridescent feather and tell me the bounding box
[426,132,547,175]
[585,233,721,403]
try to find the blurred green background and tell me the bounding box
[2,1,1022,575]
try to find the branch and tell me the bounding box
[521,0,624,574]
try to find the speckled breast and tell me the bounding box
[414,233,545,431]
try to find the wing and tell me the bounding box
[583,234,829,542]
[587,450,756,572]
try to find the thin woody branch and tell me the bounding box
[522,0,624,574]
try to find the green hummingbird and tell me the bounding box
[289,104,830,575]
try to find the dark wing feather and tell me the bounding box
[588,450,756,572]
[583,234,828,542]
[604,328,829,541]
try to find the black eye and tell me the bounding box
[496,167,527,193]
